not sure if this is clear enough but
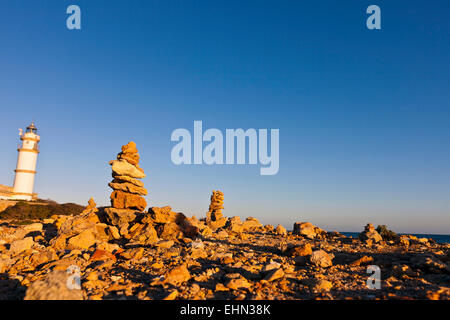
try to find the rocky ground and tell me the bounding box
[1,142,449,300]
[0,207,449,300]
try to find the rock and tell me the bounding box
[116,141,141,166]
[215,283,229,291]
[110,190,147,211]
[0,258,7,273]
[155,240,174,249]
[53,215,70,230]
[190,248,208,259]
[162,290,178,300]
[310,250,333,268]
[293,222,318,239]
[67,229,96,250]
[84,197,98,212]
[9,237,34,254]
[219,253,234,264]
[242,217,263,232]
[142,224,160,243]
[86,271,98,281]
[128,221,144,235]
[151,210,199,240]
[147,206,185,224]
[275,224,287,236]
[313,279,333,292]
[30,249,59,266]
[398,235,410,247]
[159,222,184,240]
[225,274,251,290]
[49,234,68,251]
[23,223,43,233]
[108,182,148,196]
[359,223,383,244]
[89,249,116,262]
[225,216,244,233]
[109,159,146,179]
[183,215,201,228]
[118,247,144,260]
[199,225,212,237]
[349,255,374,267]
[96,242,120,253]
[104,207,139,228]
[24,270,84,300]
[179,219,200,239]
[57,207,100,236]
[164,265,191,285]
[263,268,285,282]
[216,230,229,239]
[108,225,120,240]
[288,243,312,257]
[94,224,111,242]
[129,223,159,245]
[425,290,441,300]
[111,175,144,187]
[121,141,138,154]
[209,219,228,232]
[117,152,140,166]
[262,261,281,272]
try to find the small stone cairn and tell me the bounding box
[206,190,227,230]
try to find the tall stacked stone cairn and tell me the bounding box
[206,190,227,231]
[109,141,147,211]
[103,141,199,242]
[102,142,148,239]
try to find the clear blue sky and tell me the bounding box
[1,1,449,234]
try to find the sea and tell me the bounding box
[341,232,450,244]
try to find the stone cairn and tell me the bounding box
[102,142,148,237]
[108,141,147,211]
[206,190,227,231]
[359,223,383,245]
[103,141,199,242]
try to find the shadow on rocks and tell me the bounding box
[0,273,26,300]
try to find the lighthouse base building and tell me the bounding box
[0,185,38,201]
[0,122,40,201]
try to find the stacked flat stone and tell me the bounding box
[108,141,147,211]
[206,190,227,230]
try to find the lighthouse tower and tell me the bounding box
[11,122,40,200]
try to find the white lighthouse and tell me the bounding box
[10,122,40,200]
